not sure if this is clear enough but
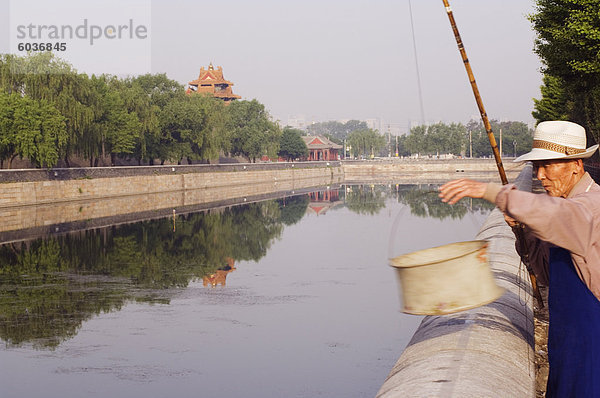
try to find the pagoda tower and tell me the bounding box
[186,63,241,103]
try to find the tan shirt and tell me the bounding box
[483,172,600,301]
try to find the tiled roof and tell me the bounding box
[187,64,240,100]
[302,135,343,150]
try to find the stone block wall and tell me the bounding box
[0,163,343,234]
[343,159,524,183]
[0,159,522,236]
[0,163,342,208]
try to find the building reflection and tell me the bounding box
[307,189,342,216]
[203,258,236,287]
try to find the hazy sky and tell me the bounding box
[3,0,542,132]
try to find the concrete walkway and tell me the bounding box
[377,165,536,398]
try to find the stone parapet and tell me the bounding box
[343,159,524,183]
[0,159,524,240]
[376,164,535,398]
[0,162,342,208]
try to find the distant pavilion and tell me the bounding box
[302,136,343,161]
[186,63,241,103]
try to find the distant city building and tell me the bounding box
[364,118,380,131]
[186,63,241,103]
[302,136,343,161]
[287,115,309,130]
[285,116,406,136]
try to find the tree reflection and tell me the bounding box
[277,195,310,226]
[0,201,286,349]
[344,185,387,215]
[342,184,493,220]
[0,185,493,349]
[394,184,494,220]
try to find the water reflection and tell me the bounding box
[0,201,288,349]
[307,190,343,215]
[394,184,493,219]
[342,184,493,218]
[344,185,387,215]
[0,184,491,350]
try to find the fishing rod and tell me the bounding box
[442,0,544,308]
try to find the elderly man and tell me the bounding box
[438,120,600,398]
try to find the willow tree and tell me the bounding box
[0,53,96,165]
[0,91,16,167]
[188,93,228,163]
[0,92,67,168]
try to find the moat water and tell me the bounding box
[0,184,493,398]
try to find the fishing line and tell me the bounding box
[516,258,534,377]
[387,188,490,260]
[408,0,426,125]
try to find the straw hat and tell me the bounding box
[514,120,599,162]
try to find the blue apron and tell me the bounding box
[547,247,600,397]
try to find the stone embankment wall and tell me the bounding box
[0,162,343,234]
[0,159,524,237]
[0,162,343,207]
[377,165,535,398]
[344,158,524,183]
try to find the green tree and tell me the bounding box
[465,119,532,158]
[404,125,425,155]
[101,77,142,165]
[532,75,570,122]
[0,92,67,168]
[159,94,227,164]
[403,123,467,157]
[159,95,205,163]
[530,0,600,142]
[347,128,386,158]
[279,127,308,161]
[0,53,96,166]
[0,91,17,167]
[307,120,368,143]
[13,97,67,168]
[131,74,184,164]
[133,73,185,108]
[227,99,281,162]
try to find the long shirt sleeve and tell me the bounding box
[489,173,600,300]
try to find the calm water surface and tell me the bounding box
[0,184,492,398]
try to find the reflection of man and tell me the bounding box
[438,121,600,397]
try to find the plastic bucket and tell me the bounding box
[389,240,504,315]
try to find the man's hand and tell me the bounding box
[438,179,487,205]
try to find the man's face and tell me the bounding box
[533,159,581,197]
